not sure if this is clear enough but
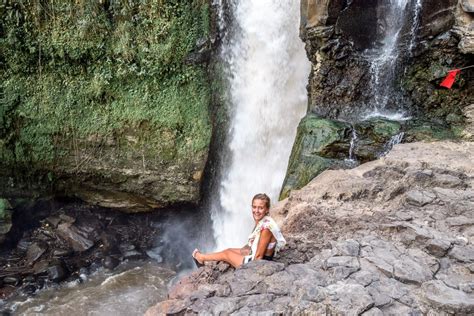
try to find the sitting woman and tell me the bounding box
[192,193,286,268]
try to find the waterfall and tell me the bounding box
[348,128,358,162]
[365,0,415,120]
[378,132,405,157]
[408,0,423,54]
[210,0,310,249]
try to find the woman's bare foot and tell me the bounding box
[192,249,204,267]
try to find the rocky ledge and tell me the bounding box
[147,141,474,315]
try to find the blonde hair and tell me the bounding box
[252,193,271,209]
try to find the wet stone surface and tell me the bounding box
[0,202,196,303]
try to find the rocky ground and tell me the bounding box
[146,141,474,315]
[0,202,202,303]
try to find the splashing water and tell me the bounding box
[210,0,310,249]
[378,132,405,157]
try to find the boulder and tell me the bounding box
[56,223,95,252]
[422,280,474,314]
[279,114,351,199]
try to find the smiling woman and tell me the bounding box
[192,193,286,268]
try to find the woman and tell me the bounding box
[192,193,286,268]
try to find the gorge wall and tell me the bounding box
[0,1,216,212]
[280,0,474,199]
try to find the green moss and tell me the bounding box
[1,0,212,168]
[280,114,352,200]
[0,198,11,220]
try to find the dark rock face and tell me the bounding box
[300,0,469,120]
[282,0,473,199]
[335,0,379,51]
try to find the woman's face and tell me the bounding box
[252,198,268,222]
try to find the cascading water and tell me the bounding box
[210,0,310,249]
[365,0,412,119]
[408,0,423,54]
[365,0,422,120]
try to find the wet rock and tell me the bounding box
[52,248,73,257]
[22,275,35,283]
[47,262,68,282]
[26,241,47,264]
[59,214,75,224]
[56,223,94,252]
[103,256,120,270]
[45,216,61,228]
[21,284,37,295]
[3,276,20,286]
[280,114,352,199]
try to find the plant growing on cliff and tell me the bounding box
[0,0,212,169]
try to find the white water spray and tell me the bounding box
[211,0,310,249]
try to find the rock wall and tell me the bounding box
[280,0,474,199]
[0,1,218,212]
[147,141,474,315]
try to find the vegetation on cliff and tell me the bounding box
[1,0,211,169]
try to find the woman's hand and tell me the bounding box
[240,245,251,256]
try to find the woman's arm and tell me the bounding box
[254,229,273,260]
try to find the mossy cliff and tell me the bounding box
[0,0,214,211]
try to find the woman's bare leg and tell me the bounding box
[194,248,244,268]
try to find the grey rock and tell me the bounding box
[45,216,61,228]
[379,301,421,315]
[367,278,410,307]
[350,269,379,287]
[433,173,463,187]
[291,283,327,303]
[365,256,394,276]
[103,256,120,270]
[335,239,360,256]
[26,242,47,264]
[362,307,383,316]
[56,223,94,252]
[47,263,68,282]
[422,280,474,314]
[190,296,241,315]
[449,245,474,263]
[325,256,359,269]
[405,189,436,207]
[3,276,20,286]
[232,294,275,314]
[393,257,432,284]
[426,238,451,257]
[446,215,474,227]
[462,0,474,12]
[326,282,374,316]
[264,270,295,295]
